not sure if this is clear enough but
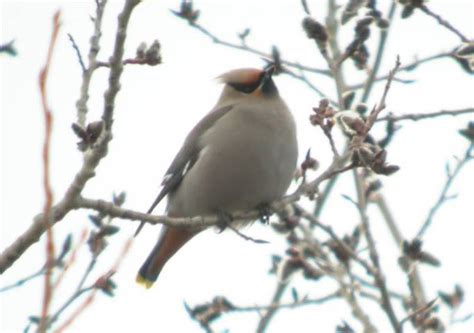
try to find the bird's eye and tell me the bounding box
[228,72,264,94]
[229,81,260,94]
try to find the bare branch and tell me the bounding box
[361,2,397,102]
[255,280,289,333]
[297,205,376,276]
[237,291,339,312]
[37,10,61,332]
[349,51,453,90]
[102,0,141,130]
[363,56,401,135]
[417,142,474,238]
[52,238,132,332]
[0,146,352,276]
[283,67,334,102]
[376,108,474,122]
[71,147,353,229]
[76,0,107,127]
[67,33,86,73]
[353,171,401,333]
[0,268,45,293]
[0,0,140,275]
[181,20,330,76]
[373,195,427,305]
[222,223,269,244]
[419,5,470,43]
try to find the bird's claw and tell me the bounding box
[216,209,233,232]
[258,203,273,224]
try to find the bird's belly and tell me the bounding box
[169,131,295,217]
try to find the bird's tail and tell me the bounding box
[136,226,198,288]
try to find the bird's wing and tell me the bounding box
[134,104,234,236]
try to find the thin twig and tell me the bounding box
[313,146,351,216]
[336,272,377,332]
[52,238,132,332]
[76,257,97,293]
[376,108,474,122]
[373,195,427,305]
[224,223,269,244]
[349,51,453,90]
[300,0,311,15]
[361,2,397,103]
[53,229,88,291]
[48,286,95,328]
[294,206,377,332]
[297,205,376,276]
[419,5,469,43]
[353,170,401,333]
[38,11,61,333]
[236,291,339,312]
[352,275,405,300]
[417,142,474,238]
[102,0,141,129]
[348,56,405,325]
[0,149,350,274]
[0,268,45,293]
[284,67,334,102]
[400,298,437,328]
[311,0,350,218]
[75,0,107,126]
[185,21,330,76]
[451,313,474,325]
[67,33,86,73]
[184,292,339,333]
[53,289,96,333]
[255,280,289,333]
[0,0,139,275]
[363,56,401,136]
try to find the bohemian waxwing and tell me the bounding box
[136,66,298,288]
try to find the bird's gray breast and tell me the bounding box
[168,101,297,217]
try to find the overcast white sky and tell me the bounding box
[1,0,474,332]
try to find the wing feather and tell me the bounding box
[134,104,234,236]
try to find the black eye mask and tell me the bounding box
[228,73,263,94]
[228,71,278,96]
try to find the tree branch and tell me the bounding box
[419,5,470,43]
[75,0,107,127]
[361,2,397,103]
[38,10,61,332]
[376,108,474,122]
[183,20,330,76]
[255,280,290,333]
[353,170,401,333]
[0,0,140,275]
[349,51,453,90]
[416,142,474,238]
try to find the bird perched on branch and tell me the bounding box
[135,66,298,288]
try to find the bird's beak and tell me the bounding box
[261,65,275,86]
[259,64,278,96]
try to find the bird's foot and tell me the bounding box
[257,203,273,224]
[216,209,233,233]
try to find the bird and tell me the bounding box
[135,66,298,288]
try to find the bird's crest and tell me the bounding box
[217,68,262,85]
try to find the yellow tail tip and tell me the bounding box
[136,274,154,289]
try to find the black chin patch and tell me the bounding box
[261,78,278,96]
